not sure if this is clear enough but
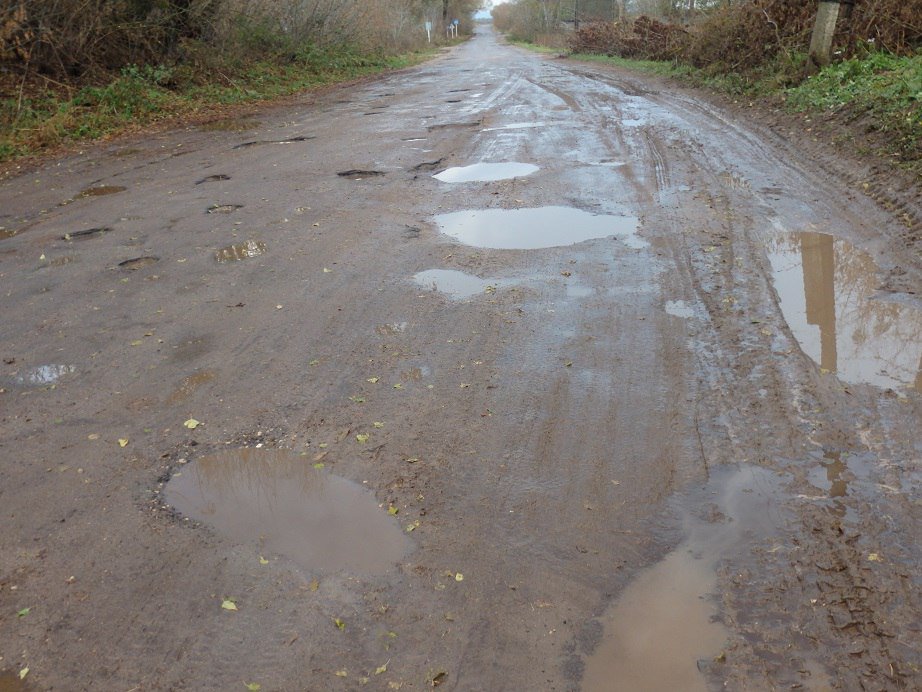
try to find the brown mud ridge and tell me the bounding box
[0,23,920,692]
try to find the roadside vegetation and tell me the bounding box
[0,0,480,162]
[494,0,922,175]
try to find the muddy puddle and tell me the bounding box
[767,231,922,390]
[165,448,411,574]
[215,240,267,262]
[435,207,641,250]
[583,466,787,692]
[413,269,506,299]
[3,365,75,389]
[0,671,29,691]
[433,162,538,183]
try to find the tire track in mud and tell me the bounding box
[637,103,921,689]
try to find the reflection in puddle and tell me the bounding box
[481,122,546,132]
[7,364,76,387]
[665,300,696,319]
[215,240,267,262]
[435,207,640,250]
[165,449,411,574]
[583,467,784,692]
[413,269,503,299]
[767,231,922,390]
[77,185,126,197]
[433,162,538,183]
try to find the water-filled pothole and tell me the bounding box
[165,448,411,574]
[413,269,505,299]
[433,162,538,183]
[215,240,267,262]
[3,364,76,389]
[767,231,922,390]
[582,466,786,692]
[435,207,641,250]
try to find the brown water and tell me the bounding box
[0,672,28,692]
[583,466,785,691]
[435,206,641,250]
[767,231,922,390]
[165,448,411,574]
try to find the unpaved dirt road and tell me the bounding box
[2,24,921,692]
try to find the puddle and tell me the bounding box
[435,206,640,250]
[811,450,849,499]
[433,162,538,183]
[583,466,785,692]
[165,448,411,574]
[376,322,408,335]
[207,203,243,214]
[167,370,217,404]
[215,240,267,262]
[413,269,504,299]
[0,671,29,691]
[665,300,696,319]
[767,231,922,390]
[481,122,546,132]
[5,364,75,388]
[1,228,18,240]
[77,185,126,198]
[118,256,159,270]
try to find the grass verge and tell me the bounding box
[0,49,433,164]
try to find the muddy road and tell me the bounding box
[1,24,921,692]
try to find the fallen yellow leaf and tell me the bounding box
[221,599,238,611]
[118,438,129,448]
[184,418,201,429]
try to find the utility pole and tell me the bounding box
[574,0,579,32]
[807,0,841,73]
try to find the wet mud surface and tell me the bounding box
[1,24,920,692]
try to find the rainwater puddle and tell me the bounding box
[215,240,267,262]
[665,300,696,319]
[433,162,538,183]
[413,269,505,299]
[481,122,546,132]
[435,207,640,250]
[5,364,76,388]
[0,671,29,691]
[767,231,922,390]
[165,448,411,574]
[78,185,126,198]
[583,466,785,692]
